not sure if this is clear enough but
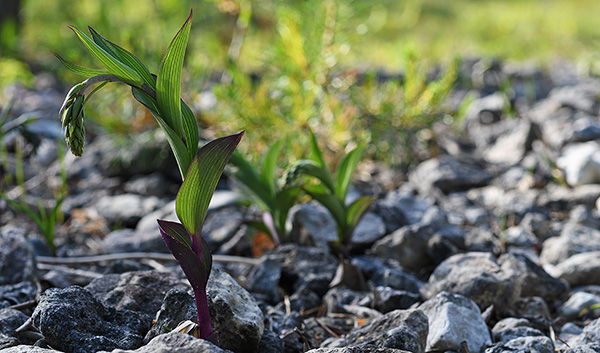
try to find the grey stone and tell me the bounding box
[503,226,540,249]
[202,206,245,250]
[351,213,386,247]
[274,245,338,296]
[123,172,177,197]
[372,287,420,313]
[418,291,491,353]
[540,222,600,265]
[244,257,282,304]
[102,228,168,254]
[256,329,284,353]
[351,257,422,293]
[323,309,428,352]
[102,332,231,353]
[308,348,412,353]
[30,286,150,353]
[511,297,551,328]
[539,184,600,213]
[464,92,508,127]
[324,287,369,315]
[146,270,264,353]
[0,346,57,353]
[479,119,536,166]
[520,212,553,241]
[420,252,520,312]
[565,345,600,353]
[0,228,36,285]
[0,282,37,309]
[289,202,338,249]
[0,308,30,348]
[552,251,600,287]
[373,188,432,233]
[558,292,600,321]
[504,336,554,353]
[369,207,450,271]
[93,193,162,228]
[409,155,492,195]
[86,271,188,318]
[492,318,535,341]
[558,142,600,186]
[498,253,569,303]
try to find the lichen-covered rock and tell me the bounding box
[101,332,231,353]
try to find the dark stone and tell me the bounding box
[0,228,36,285]
[31,286,151,353]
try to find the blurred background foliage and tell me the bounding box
[2,0,600,168]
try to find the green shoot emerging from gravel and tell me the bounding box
[56,11,243,344]
[229,138,301,245]
[287,129,374,258]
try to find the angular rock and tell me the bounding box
[86,271,188,318]
[552,251,600,287]
[420,252,520,312]
[409,155,492,195]
[101,228,168,254]
[418,291,491,353]
[307,348,412,353]
[322,309,428,352]
[123,172,178,198]
[372,287,420,314]
[492,318,538,342]
[351,213,386,248]
[244,257,282,304]
[557,142,600,186]
[0,228,36,285]
[30,286,151,353]
[146,270,264,353]
[498,253,569,303]
[92,194,162,228]
[478,119,536,166]
[0,282,37,309]
[202,206,245,250]
[0,308,30,348]
[373,188,432,233]
[558,292,600,321]
[100,332,231,353]
[256,328,284,353]
[565,346,600,353]
[540,222,600,265]
[369,207,452,271]
[504,336,554,353]
[539,184,600,213]
[273,244,338,296]
[351,257,422,293]
[289,202,338,249]
[0,346,57,353]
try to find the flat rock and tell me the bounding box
[92,193,162,228]
[419,291,491,353]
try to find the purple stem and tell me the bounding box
[192,284,213,339]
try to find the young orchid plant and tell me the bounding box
[56,11,242,344]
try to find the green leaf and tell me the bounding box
[69,26,143,86]
[260,138,284,197]
[88,27,155,88]
[303,184,346,232]
[52,52,109,77]
[335,146,365,200]
[272,186,301,238]
[344,195,375,244]
[176,132,244,238]
[308,128,326,168]
[289,160,336,194]
[156,10,192,137]
[181,100,199,164]
[132,87,191,178]
[229,150,274,210]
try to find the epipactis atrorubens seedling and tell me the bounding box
[56,10,243,344]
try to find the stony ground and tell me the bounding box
[2,59,600,352]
